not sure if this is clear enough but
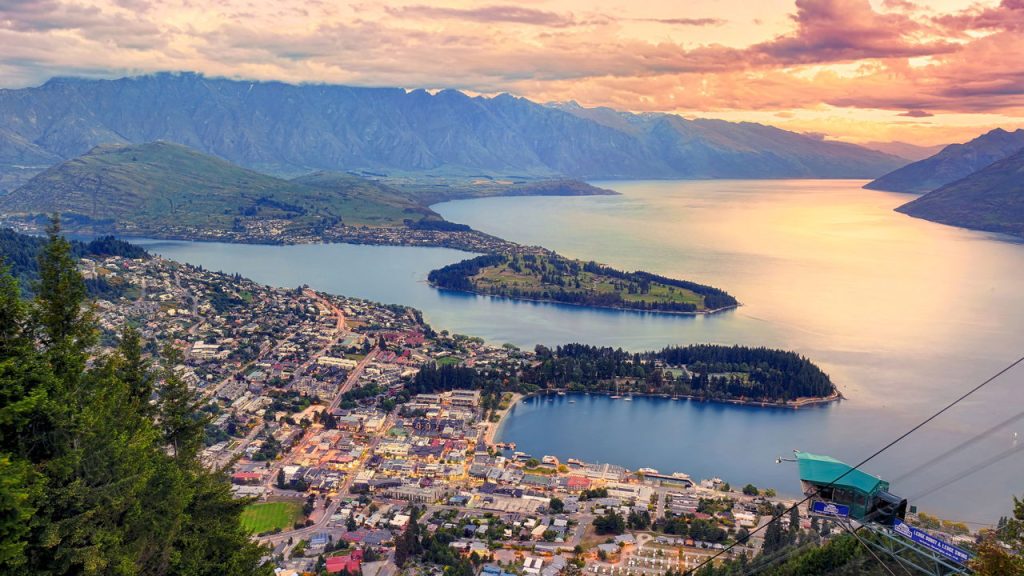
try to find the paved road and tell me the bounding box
[261,411,395,549]
[259,347,379,493]
[329,349,379,410]
[211,290,361,467]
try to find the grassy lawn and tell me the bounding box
[435,356,461,367]
[471,256,707,309]
[240,501,304,534]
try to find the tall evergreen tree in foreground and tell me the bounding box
[0,218,270,576]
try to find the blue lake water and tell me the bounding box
[136,179,1024,523]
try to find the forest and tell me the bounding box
[0,223,269,575]
[411,343,836,403]
[0,228,148,295]
[427,253,737,313]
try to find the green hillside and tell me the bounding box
[895,148,1024,238]
[290,171,438,225]
[0,141,431,233]
[428,253,738,313]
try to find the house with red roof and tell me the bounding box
[326,548,363,574]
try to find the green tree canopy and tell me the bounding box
[0,218,271,576]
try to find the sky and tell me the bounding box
[1,0,1022,146]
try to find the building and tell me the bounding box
[378,483,450,504]
[448,389,480,408]
[317,356,359,370]
[523,557,544,575]
[606,482,653,503]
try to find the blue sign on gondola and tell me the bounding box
[811,501,850,518]
[893,519,972,565]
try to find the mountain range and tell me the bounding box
[895,148,1024,238]
[0,73,904,190]
[861,141,946,162]
[865,128,1024,193]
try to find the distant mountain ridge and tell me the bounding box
[861,141,946,162]
[865,128,1024,193]
[895,148,1024,238]
[0,73,903,188]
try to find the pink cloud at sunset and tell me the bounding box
[0,0,1021,145]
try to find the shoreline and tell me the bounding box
[500,387,841,418]
[429,283,739,317]
[483,392,522,446]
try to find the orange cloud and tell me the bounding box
[0,0,1019,144]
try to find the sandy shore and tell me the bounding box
[483,392,522,446]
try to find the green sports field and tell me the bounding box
[240,501,304,534]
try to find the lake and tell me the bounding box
[136,179,1024,523]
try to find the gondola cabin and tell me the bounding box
[795,451,907,526]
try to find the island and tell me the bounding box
[427,252,738,314]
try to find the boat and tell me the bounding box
[610,395,622,399]
[568,400,576,404]
[557,391,566,396]
[623,396,633,401]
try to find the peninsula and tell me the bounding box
[0,141,739,315]
[427,253,738,313]
[411,342,837,406]
[0,141,614,252]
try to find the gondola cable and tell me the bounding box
[684,353,1024,576]
[892,408,1024,484]
[908,442,1024,503]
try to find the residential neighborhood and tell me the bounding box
[81,252,945,576]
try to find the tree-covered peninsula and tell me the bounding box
[427,253,738,313]
[410,343,838,405]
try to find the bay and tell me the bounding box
[135,179,1024,523]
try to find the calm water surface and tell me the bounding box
[137,179,1024,522]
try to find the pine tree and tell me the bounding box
[0,221,272,576]
[762,515,784,556]
[117,326,155,412]
[157,344,207,462]
[787,506,800,544]
[32,216,95,385]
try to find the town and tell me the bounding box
[82,252,972,576]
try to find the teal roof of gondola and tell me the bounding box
[795,451,887,495]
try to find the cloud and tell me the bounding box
[382,4,582,27]
[932,0,1024,34]
[631,17,725,26]
[0,0,1020,146]
[750,0,957,65]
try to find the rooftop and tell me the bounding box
[795,451,887,496]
